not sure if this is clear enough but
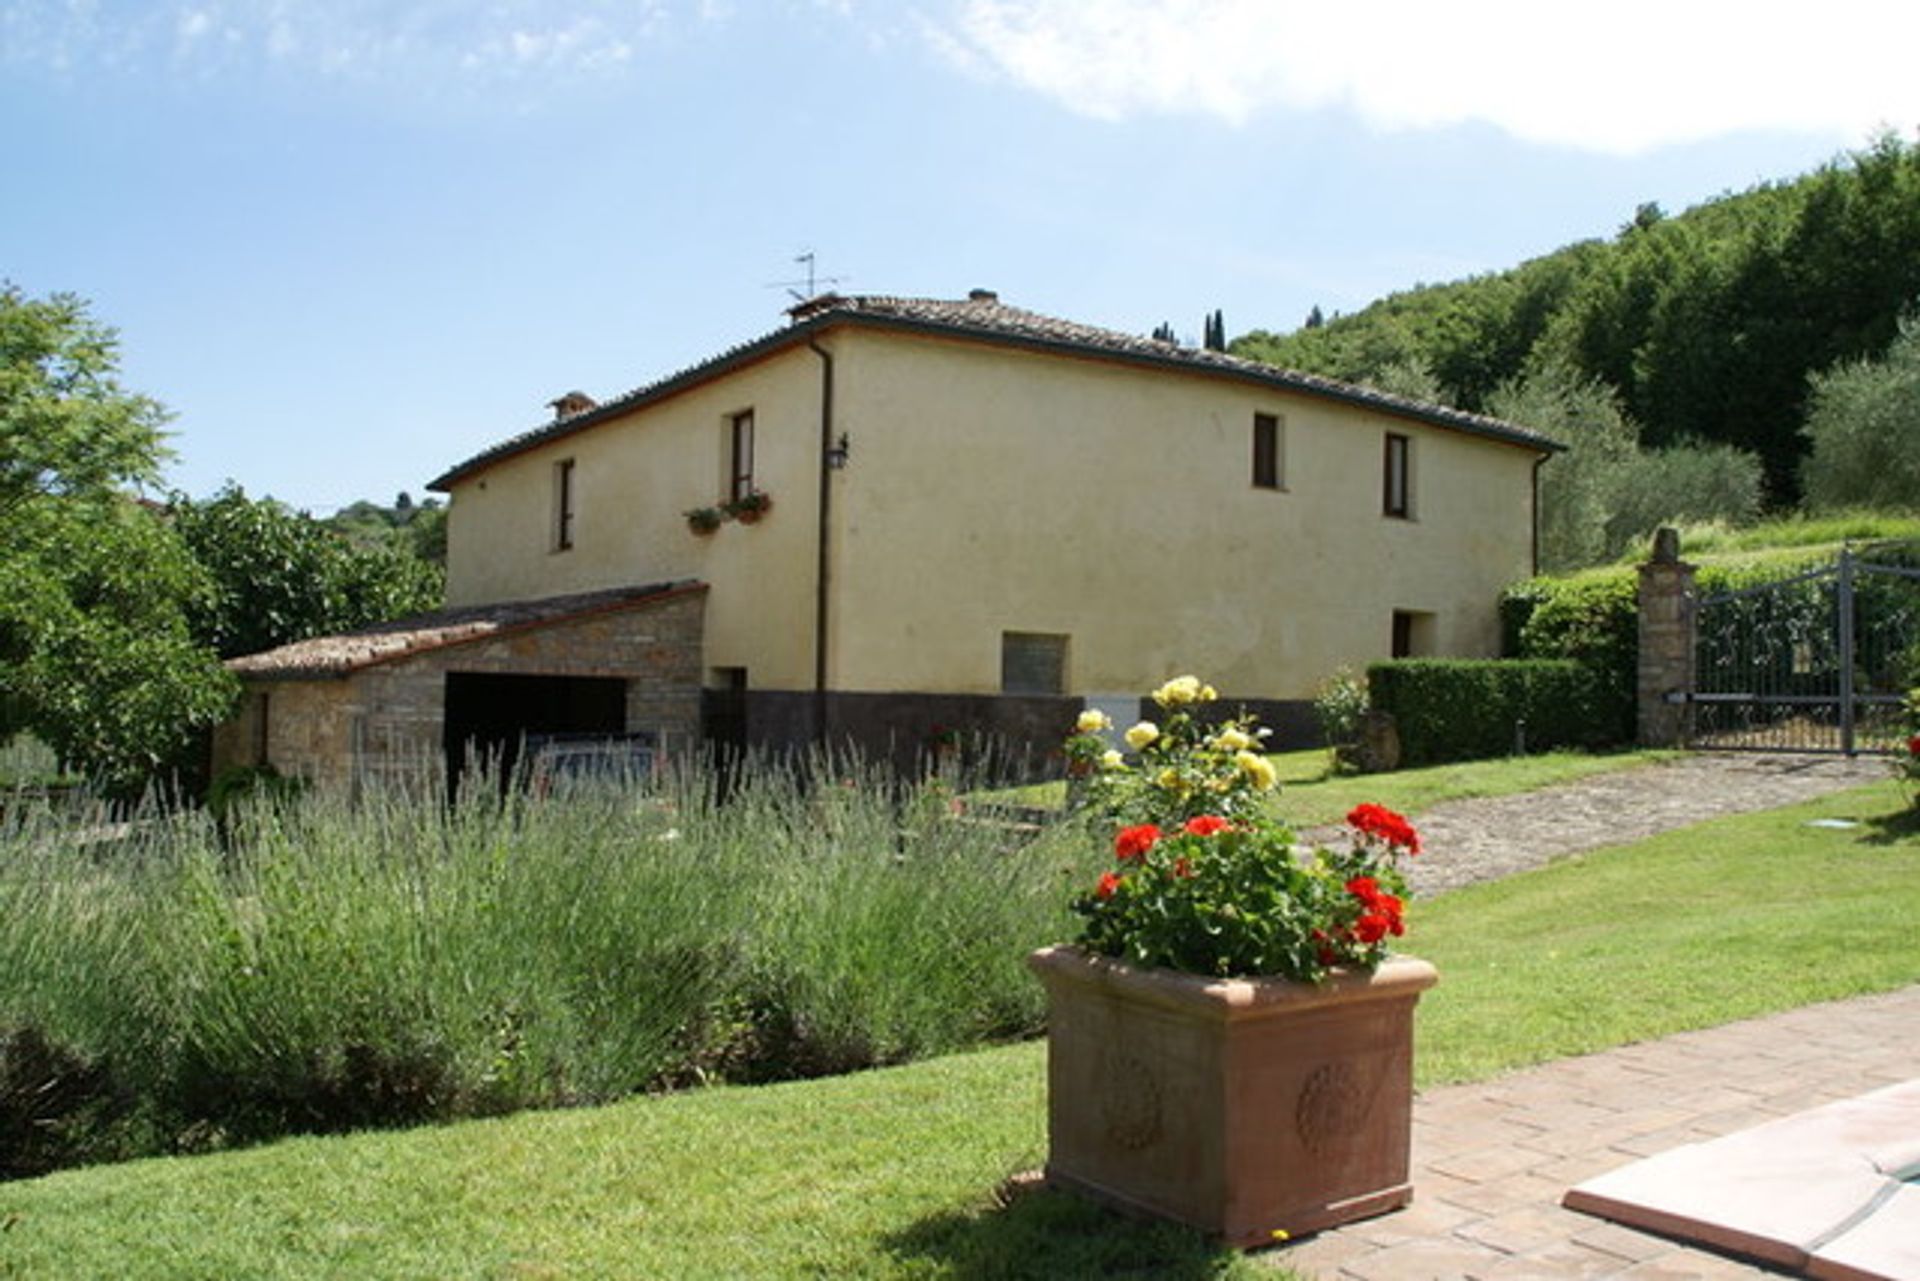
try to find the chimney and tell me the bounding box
[967,288,999,304]
[548,390,597,421]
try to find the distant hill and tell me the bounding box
[1233,134,1920,503]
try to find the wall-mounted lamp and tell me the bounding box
[825,432,852,470]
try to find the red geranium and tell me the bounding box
[1096,871,1121,900]
[1909,735,1920,756]
[1183,815,1232,837]
[1114,823,1161,861]
[1346,803,1421,855]
[1173,856,1193,879]
[1346,876,1406,942]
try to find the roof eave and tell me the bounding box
[428,308,1560,490]
[227,581,709,680]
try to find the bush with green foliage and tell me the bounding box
[1313,666,1369,765]
[173,484,443,659]
[1801,315,1920,511]
[0,752,1087,1173]
[1367,659,1617,766]
[1484,363,1762,572]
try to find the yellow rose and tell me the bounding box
[1075,709,1112,734]
[1156,768,1188,793]
[1212,726,1252,752]
[1125,721,1160,750]
[1235,750,1278,791]
[1200,684,1218,701]
[1100,749,1125,771]
[1152,675,1202,707]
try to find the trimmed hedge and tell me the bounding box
[1368,659,1618,766]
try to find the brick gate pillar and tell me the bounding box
[1636,527,1697,747]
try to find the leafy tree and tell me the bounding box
[1491,362,1764,570]
[0,285,235,787]
[1602,441,1763,557]
[1488,363,1639,571]
[408,502,448,566]
[172,484,444,660]
[1360,359,1448,403]
[1801,316,1920,510]
[0,287,170,517]
[1240,134,1920,504]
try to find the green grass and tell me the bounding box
[981,746,1675,828]
[4,779,1914,1279]
[1413,779,1920,1083]
[1615,509,1920,566]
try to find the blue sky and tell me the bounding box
[6,0,1916,513]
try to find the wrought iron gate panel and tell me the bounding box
[1687,542,1920,755]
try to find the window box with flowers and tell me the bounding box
[1032,677,1437,1248]
[723,491,772,525]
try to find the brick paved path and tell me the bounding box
[1265,986,1920,1279]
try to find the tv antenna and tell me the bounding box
[766,251,847,304]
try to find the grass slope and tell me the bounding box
[2,781,1914,1280]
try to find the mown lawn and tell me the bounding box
[2,780,1914,1280]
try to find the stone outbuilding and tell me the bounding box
[210,580,705,792]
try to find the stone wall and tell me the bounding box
[211,589,706,792]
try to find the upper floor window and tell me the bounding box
[1383,432,1411,518]
[1252,412,1283,489]
[729,409,756,502]
[553,458,577,551]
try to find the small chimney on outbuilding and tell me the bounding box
[548,390,597,421]
[967,288,999,304]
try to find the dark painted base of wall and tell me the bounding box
[723,690,1321,781]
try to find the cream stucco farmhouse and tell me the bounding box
[213,290,1559,787]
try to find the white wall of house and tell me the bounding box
[441,324,1540,704]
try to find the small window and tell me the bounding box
[1252,412,1282,489]
[554,458,577,551]
[1391,610,1434,658]
[1383,432,1411,519]
[729,409,755,503]
[1001,632,1069,695]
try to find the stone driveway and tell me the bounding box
[1303,752,1889,898]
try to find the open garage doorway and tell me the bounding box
[443,672,627,790]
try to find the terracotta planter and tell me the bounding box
[1027,945,1438,1247]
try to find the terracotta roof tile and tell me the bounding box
[227,580,702,679]
[429,292,1560,489]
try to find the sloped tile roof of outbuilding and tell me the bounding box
[226,580,704,680]
[428,291,1560,490]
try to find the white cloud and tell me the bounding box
[2,0,682,87]
[927,0,1920,154]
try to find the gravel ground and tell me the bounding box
[1303,752,1893,898]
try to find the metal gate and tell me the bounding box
[1687,542,1920,754]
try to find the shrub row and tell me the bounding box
[0,756,1094,1179]
[1497,541,1920,757]
[1367,659,1619,766]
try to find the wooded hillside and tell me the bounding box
[1235,134,1920,503]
